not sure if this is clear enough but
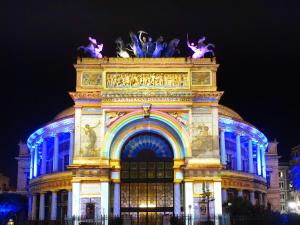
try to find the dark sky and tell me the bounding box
[1,0,299,186]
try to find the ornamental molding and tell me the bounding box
[101,90,192,98]
[192,91,223,100]
[77,57,217,65]
[69,91,102,100]
[29,172,72,193]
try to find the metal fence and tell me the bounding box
[25,214,281,225]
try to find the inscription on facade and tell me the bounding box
[105,72,189,89]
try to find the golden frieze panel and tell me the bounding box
[102,97,191,103]
[222,178,267,191]
[105,72,189,89]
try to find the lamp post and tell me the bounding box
[199,183,215,225]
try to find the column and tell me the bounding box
[258,192,263,206]
[222,189,227,203]
[72,182,81,218]
[214,182,222,225]
[113,183,120,216]
[41,139,47,175]
[33,146,38,177]
[69,130,74,165]
[51,191,57,221]
[236,133,242,171]
[32,194,37,220]
[248,138,254,173]
[238,190,243,198]
[257,144,262,176]
[184,182,194,225]
[28,195,32,220]
[101,182,109,225]
[53,134,59,172]
[261,147,266,178]
[68,190,72,219]
[39,193,45,220]
[30,150,34,179]
[250,192,255,205]
[220,129,227,165]
[174,183,181,215]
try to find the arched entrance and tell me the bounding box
[120,133,174,225]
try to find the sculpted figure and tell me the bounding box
[163,38,180,57]
[152,36,167,58]
[77,37,103,59]
[82,121,101,155]
[115,37,130,58]
[107,112,126,127]
[115,31,181,58]
[138,31,155,57]
[129,32,145,57]
[187,34,215,59]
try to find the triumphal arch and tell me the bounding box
[70,56,222,222]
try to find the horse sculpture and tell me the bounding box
[187,34,215,59]
[77,37,103,59]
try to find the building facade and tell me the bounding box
[15,141,31,194]
[278,162,290,213]
[265,140,281,211]
[289,145,300,213]
[27,58,269,224]
[0,173,10,192]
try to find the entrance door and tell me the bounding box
[120,133,174,225]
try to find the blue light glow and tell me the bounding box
[122,133,172,159]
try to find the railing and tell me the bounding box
[26,214,277,225]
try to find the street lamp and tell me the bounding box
[199,183,215,225]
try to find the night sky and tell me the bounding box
[1,1,299,186]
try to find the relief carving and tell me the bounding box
[106,112,127,127]
[106,72,188,89]
[192,122,213,157]
[168,112,188,127]
[80,120,101,156]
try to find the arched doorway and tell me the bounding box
[120,133,174,225]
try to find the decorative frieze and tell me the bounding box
[105,72,189,89]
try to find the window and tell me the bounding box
[279,171,284,178]
[279,182,284,189]
[280,194,285,200]
[281,205,285,211]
